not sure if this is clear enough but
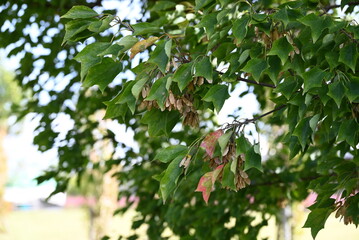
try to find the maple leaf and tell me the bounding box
[195,165,224,204]
[200,129,223,158]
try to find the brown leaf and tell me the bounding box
[130,36,159,59]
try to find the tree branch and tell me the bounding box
[236,76,277,88]
[321,1,359,14]
[247,104,287,123]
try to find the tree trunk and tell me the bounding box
[93,167,119,240]
[277,204,293,240]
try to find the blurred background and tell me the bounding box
[1,41,358,240]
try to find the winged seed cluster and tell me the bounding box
[202,130,251,191]
[140,86,199,128]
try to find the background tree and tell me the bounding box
[0,68,21,232]
[0,1,358,240]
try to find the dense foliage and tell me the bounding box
[1,0,358,239]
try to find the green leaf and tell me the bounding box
[145,76,170,110]
[115,81,137,114]
[148,40,172,74]
[327,81,346,107]
[345,75,359,102]
[235,135,251,156]
[61,5,98,19]
[88,15,114,33]
[62,19,95,44]
[241,58,268,82]
[98,36,138,59]
[288,136,301,159]
[172,62,194,91]
[151,1,176,11]
[299,14,331,43]
[131,77,148,100]
[325,51,339,70]
[202,85,230,112]
[221,163,236,190]
[347,25,359,39]
[303,208,332,239]
[238,49,250,66]
[338,119,358,147]
[218,130,232,155]
[293,117,312,150]
[196,13,217,38]
[273,7,289,26]
[232,15,250,43]
[74,42,111,81]
[97,44,124,60]
[132,22,161,35]
[103,93,127,120]
[302,67,328,93]
[141,109,180,137]
[83,58,122,92]
[309,114,321,132]
[244,144,262,172]
[339,43,357,73]
[268,37,294,65]
[195,0,214,10]
[155,145,188,163]
[160,154,185,203]
[274,76,299,100]
[194,56,213,81]
[266,56,281,85]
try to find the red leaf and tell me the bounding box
[200,129,223,157]
[195,165,224,204]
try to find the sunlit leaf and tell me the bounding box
[61,5,98,19]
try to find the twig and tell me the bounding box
[237,76,276,88]
[224,105,287,130]
[340,29,359,44]
[216,71,276,88]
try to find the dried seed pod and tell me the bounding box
[176,99,183,112]
[138,101,147,111]
[165,97,170,108]
[182,97,192,106]
[222,145,229,156]
[197,77,204,86]
[239,170,248,178]
[141,87,147,98]
[179,155,191,169]
[147,100,153,110]
[169,91,176,105]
